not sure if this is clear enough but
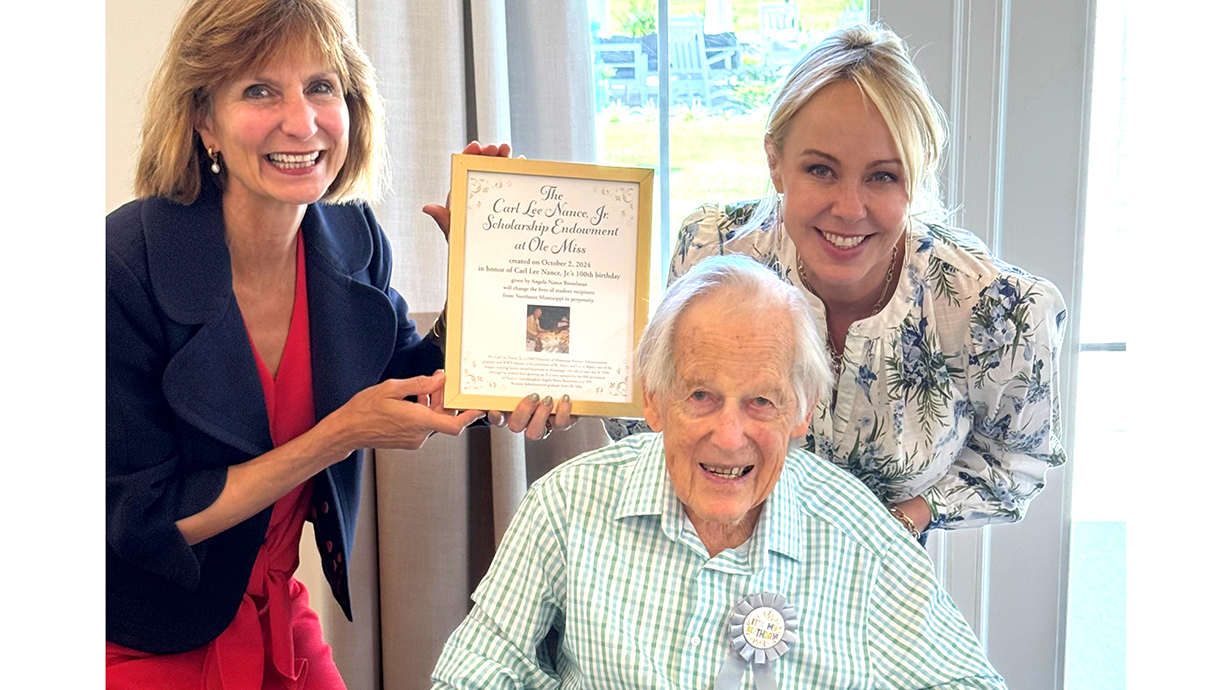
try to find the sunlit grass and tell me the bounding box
[598,112,770,235]
[604,0,858,36]
[596,0,866,231]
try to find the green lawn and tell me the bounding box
[595,1,865,272]
[598,112,771,237]
[605,0,860,37]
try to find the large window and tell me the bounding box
[588,0,867,293]
[1065,0,1129,686]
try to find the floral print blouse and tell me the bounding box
[607,201,1068,530]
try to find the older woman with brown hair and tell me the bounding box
[105,0,565,686]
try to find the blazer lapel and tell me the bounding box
[145,192,272,458]
[144,196,396,465]
[301,203,396,425]
[162,305,272,456]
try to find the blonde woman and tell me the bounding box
[609,24,1067,541]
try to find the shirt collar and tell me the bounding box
[761,452,804,563]
[613,433,805,564]
[614,433,673,521]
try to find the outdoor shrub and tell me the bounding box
[726,58,782,113]
[616,0,656,37]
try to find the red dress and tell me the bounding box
[107,234,347,690]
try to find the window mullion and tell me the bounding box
[658,0,671,284]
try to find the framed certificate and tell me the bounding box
[443,154,654,417]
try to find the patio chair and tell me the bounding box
[758,2,803,72]
[593,41,650,106]
[667,16,714,107]
[758,2,801,39]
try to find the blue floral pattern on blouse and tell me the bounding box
[606,202,1068,530]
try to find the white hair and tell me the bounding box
[636,255,831,422]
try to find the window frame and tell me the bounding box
[872,1,1095,688]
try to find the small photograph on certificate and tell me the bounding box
[526,304,570,353]
[443,155,653,418]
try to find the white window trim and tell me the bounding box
[871,1,1095,688]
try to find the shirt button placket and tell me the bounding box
[684,565,722,687]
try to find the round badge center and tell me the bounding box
[742,606,785,650]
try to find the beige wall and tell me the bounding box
[106,0,186,212]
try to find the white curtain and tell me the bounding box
[297,2,608,688]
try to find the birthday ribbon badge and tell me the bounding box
[713,592,799,690]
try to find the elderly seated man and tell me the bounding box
[431,255,1005,689]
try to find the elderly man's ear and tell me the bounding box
[791,397,818,439]
[642,388,664,432]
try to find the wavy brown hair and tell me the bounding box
[134,0,387,204]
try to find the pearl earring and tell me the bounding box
[207,147,221,174]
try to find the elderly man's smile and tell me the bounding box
[698,462,755,480]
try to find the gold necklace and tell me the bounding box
[797,239,900,370]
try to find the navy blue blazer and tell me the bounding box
[106,185,443,654]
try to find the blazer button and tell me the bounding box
[336,552,343,563]
[321,502,329,514]
[326,540,333,553]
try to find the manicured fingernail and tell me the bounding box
[543,396,553,407]
[529,393,539,403]
[561,394,570,403]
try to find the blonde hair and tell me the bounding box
[750,23,948,229]
[135,0,387,204]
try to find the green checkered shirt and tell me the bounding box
[432,434,1006,689]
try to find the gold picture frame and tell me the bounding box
[443,154,654,418]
